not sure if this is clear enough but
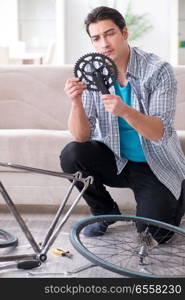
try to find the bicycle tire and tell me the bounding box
[0,229,18,248]
[70,214,185,278]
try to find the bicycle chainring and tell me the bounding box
[74,52,118,92]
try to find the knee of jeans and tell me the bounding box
[60,141,84,172]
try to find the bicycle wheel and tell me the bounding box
[0,229,18,248]
[70,215,185,278]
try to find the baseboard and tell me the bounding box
[0,203,136,215]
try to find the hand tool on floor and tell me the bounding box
[51,247,73,258]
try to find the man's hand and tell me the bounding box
[102,94,127,117]
[64,78,86,103]
[65,78,90,141]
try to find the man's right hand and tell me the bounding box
[64,78,90,141]
[64,78,86,103]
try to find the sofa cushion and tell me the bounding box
[0,66,73,130]
[0,129,73,171]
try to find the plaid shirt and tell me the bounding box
[82,47,185,200]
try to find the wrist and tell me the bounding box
[120,103,131,119]
[71,100,83,109]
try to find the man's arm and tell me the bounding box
[120,105,164,141]
[64,78,91,142]
[68,101,91,142]
[102,63,176,142]
[102,94,164,141]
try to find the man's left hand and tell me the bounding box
[102,94,127,117]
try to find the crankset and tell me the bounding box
[74,52,118,94]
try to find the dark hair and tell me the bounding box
[85,6,126,36]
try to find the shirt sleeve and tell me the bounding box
[82,89,97,138]
[148,62,177,145]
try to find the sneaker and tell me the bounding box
[83,202,121,237]
[83,221,108,237]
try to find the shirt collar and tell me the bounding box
[126,46,139,79]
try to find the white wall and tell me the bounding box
[179,0,185,64]
[0,0,180,65]
[118,0,178,65]
[64,0,95,65]
[0,0,18,44]
[18,0,56,53]
[64,0,178,65]
[56,0,65,64]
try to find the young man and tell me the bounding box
[60,6,185,241]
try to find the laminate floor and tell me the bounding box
[0,208,185,278]
[0,209,123,278]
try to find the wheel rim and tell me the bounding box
[70,215,185,278]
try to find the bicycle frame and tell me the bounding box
[0,161,93,267]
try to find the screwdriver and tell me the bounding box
[51,248,73,258]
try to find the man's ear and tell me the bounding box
[122,27,128,40]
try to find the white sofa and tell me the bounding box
[0,65,185,213]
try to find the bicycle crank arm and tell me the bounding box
[92,71,110,94]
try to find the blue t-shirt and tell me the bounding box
[114,81,146,162]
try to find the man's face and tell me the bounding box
[88,19,128,64]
